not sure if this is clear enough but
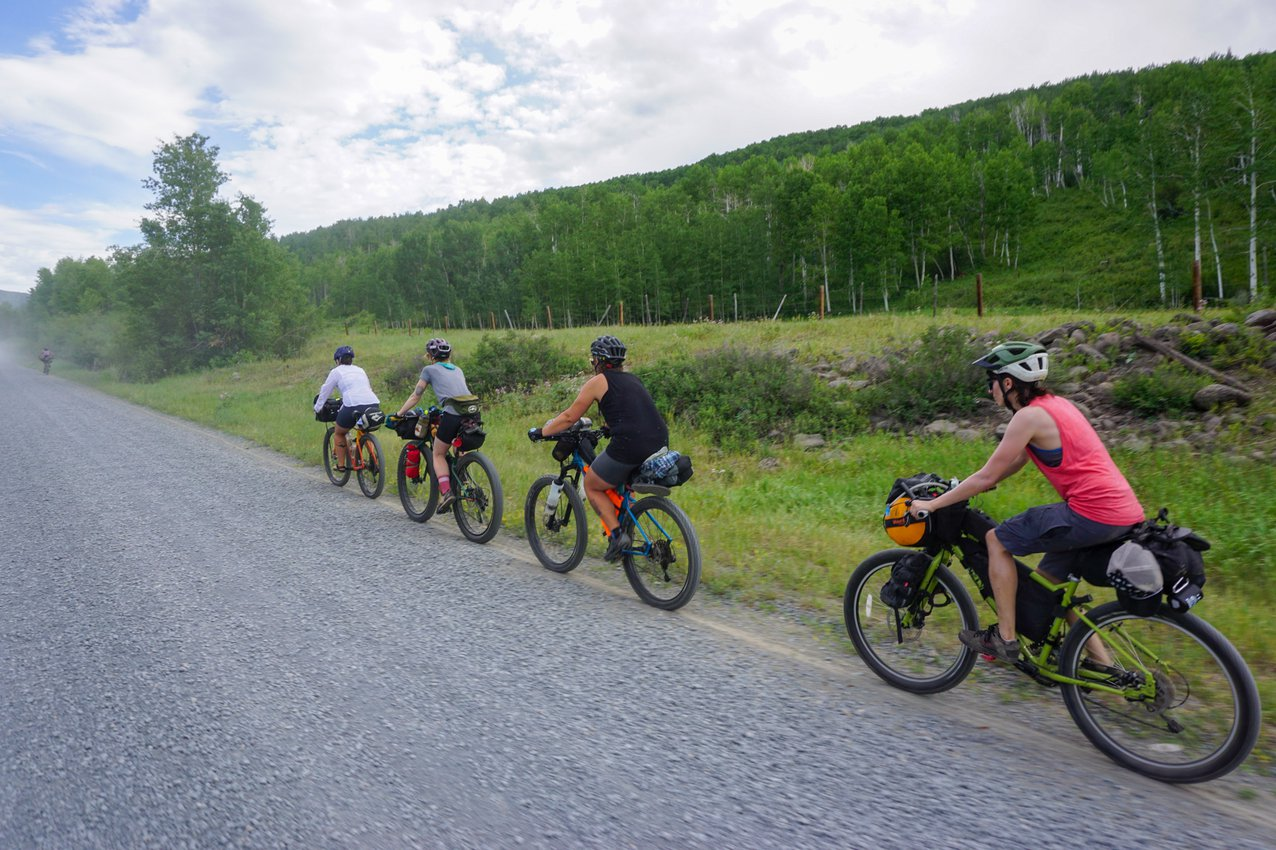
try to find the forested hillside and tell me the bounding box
[19,51,1276,377]
[280,51,1276,330]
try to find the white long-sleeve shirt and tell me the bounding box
[314,364,380,411]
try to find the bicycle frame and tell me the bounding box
[551,431,670,556]
[916,543,1164,700]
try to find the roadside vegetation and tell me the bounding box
[52,309,1276,759]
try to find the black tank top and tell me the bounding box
[599,371,669,464]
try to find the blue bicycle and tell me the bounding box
[526,419,701,610]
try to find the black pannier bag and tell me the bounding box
[1132,511,1209,611]
[879,551,932,609]
[392,415,421,439]
[457,416,486,451]
[314,395,341,423]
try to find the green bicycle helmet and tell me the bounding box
[973,341,1049,382]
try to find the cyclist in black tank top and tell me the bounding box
[534,335,669,562]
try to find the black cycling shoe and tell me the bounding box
[603,530,631,563]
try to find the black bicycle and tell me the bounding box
[526,420,701,610]
[391,407,503,544]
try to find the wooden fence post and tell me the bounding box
[976,273,984,317]
[708,294,714,321]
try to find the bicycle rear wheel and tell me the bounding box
[843,549,978,694]
[323,427,350,486]
[1058,602,1261,783]
[620,496,701,611]
[524,475,588,573]
[452,452,503,544]
[357,433,385,499]
[397,442,437,521]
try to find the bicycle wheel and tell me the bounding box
[397,442,437,522]
[452,452,503,544]
[620,496,701,611]
[524,475,589,573]
[1058,601,1261,783]
[323,427,350,486]
[843,549,979,694]
[357,433,385,499]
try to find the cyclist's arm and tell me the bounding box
[911,408,1044,514]
[396,379,430,416]
[542,374,606,436]
[314,369,340,412]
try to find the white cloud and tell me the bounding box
[1,0,1274,290]
[0,202,138,292]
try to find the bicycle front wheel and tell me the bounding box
[1058,602,1261,783]
[323,427,350,486]
[524,475,588,573]
[397,442,437,522]
[452,452,503,544]
[357,433,385,499]
[620,496,701,611]
[843,549,978,694]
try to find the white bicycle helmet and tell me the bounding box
[973,341,1049,382]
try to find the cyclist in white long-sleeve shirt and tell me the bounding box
[314,345,381,471]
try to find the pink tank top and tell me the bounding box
[1026,395,1144,525]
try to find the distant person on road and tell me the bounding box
[393,338,473,513]
[531,335,669,562]
[39,347,53,374]
[907,341,1144,663]
[314,345,380,472]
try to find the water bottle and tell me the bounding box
[544,481,563,517]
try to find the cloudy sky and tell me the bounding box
[1,0,1273,293]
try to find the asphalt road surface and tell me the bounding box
[2,353,1272,849]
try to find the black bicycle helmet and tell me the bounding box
[425,337,452,360]
[334,345,355,363]
[589,335,627,364]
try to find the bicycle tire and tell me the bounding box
[1058,601,1261,783]
[323,427,350,487]
[355,433,385,499]
[524,475,589,573]
[452,452,503,544]
[843,549,979,694]
[620,496,701,611]
[397,442,437,522]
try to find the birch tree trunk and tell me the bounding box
[1208,198,1224,300]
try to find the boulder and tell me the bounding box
[924,419,959,435]
[1094,332,1122,354]
[794,433,826,450]
[1075,343,1106,362]
[1192,383,1251,411]
[1244,308,1276,329]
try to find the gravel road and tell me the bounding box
[1,354,1272,849]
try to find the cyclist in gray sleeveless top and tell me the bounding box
[394,338,474,511]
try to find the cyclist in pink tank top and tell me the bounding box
[908,341,1145,663]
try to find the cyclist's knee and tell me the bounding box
[985,526,1007,554]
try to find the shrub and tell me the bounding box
[1111,364,1209,417]
[637,345,864,445]
[857,326,986,424]
[465,332,581,395]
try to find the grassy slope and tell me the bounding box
[63,310,1275,760]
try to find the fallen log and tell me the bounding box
[1131,333,1253,398]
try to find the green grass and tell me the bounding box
[57,309,1276,760]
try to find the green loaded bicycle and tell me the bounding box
[843,473,1260,783]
